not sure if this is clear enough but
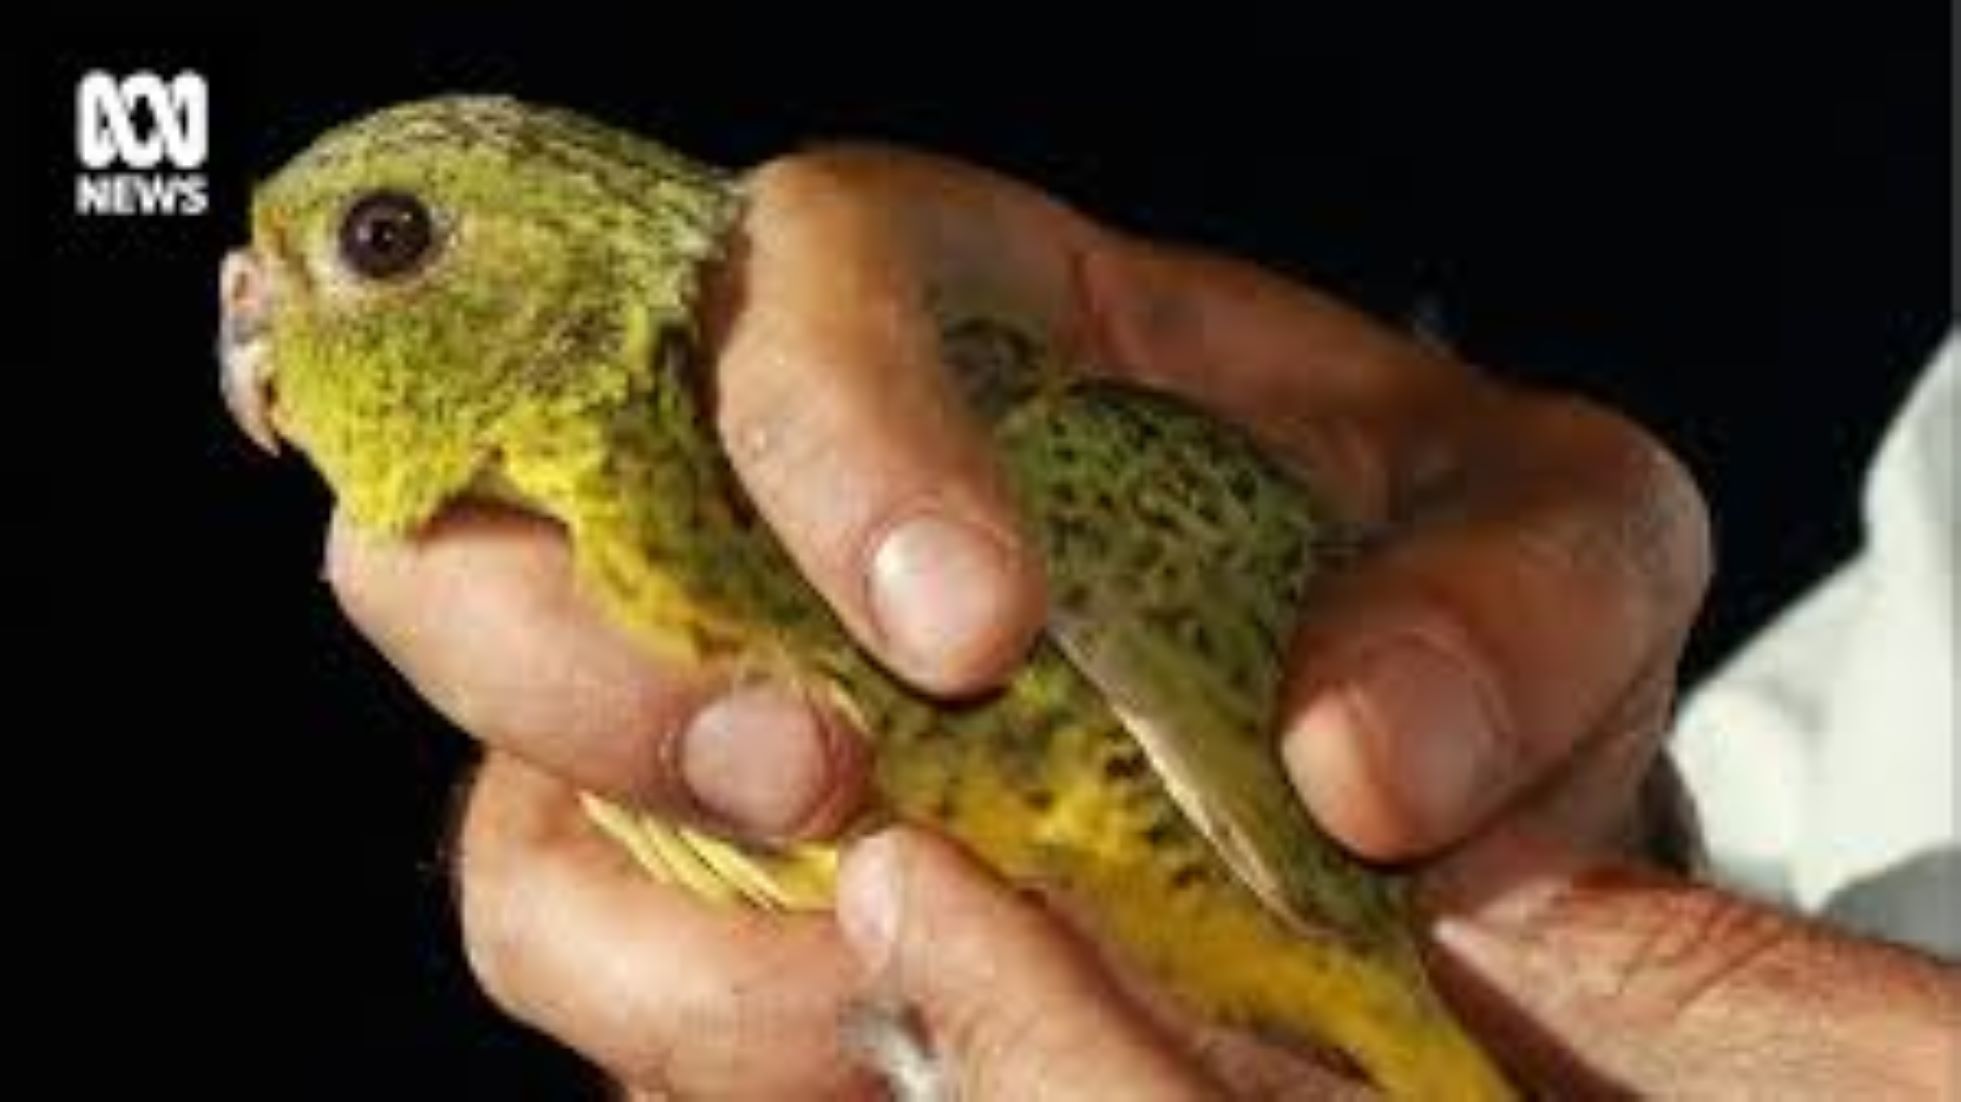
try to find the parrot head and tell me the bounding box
[218,96,741,535]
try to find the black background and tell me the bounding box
[9,7,1952,1097]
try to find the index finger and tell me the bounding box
[327,504,868,841]
[455,753,871,1097]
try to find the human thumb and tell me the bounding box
[835,827,1215,1101]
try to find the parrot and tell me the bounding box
[217,95,1513,1099]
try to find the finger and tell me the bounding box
[1069,230,1487,524]
[746,146,1469,474]
[1078,231,1715,862]
[1279,393,1712,860]
[455,753,875,1098]
[327,504,866,840]
[834,827,1217,1101]
[709,154,1053,695]
[1428,862,1961,1097]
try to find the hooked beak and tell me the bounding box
[218,249,280,455]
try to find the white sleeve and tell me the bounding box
[1672,333,1958,958]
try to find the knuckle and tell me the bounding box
[1614,887,1800,1028]
[950,1004,1047,1101]
[742,151,852,213]
[743,146,918,231]
[322,518,389,627]
[452,812,682,1096]
[747,147,871,197]
[1510,391,1715,621]
[448,765,565,1022]
[1597,413,1714,611]
[454,845,526,1015]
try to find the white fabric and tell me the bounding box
[1674,333,1958,958]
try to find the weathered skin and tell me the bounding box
[221,96,1512,1098]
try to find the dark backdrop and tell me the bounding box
[10,8,1951,1097]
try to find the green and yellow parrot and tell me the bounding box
[218,96,1511,1099]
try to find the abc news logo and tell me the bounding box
[75,71,209,216]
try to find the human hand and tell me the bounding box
[330,146,1716,1093]
[830,827,1959,1101]
[461,757,1960,1099]
[330,145,1711,860]
[457,758,1353,1098]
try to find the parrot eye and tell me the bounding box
[338,190,436,280]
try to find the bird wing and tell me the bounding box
[995,379,1403,946]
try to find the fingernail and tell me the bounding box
[868,512,1018,683]
[1285,640,1498,855]
[679,686,833,835]
[837,830,905,970]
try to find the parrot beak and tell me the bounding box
[219,249,280,456]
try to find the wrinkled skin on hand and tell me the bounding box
[266,122,1955,1099]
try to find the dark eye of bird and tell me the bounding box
[338,190,436,280]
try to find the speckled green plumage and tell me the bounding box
[241,97,1512,1098]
